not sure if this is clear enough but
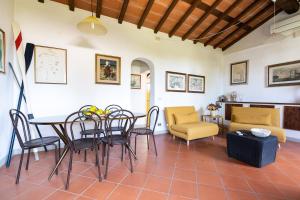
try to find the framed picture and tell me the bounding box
[34,45,67,84]
[95,54,121,85]
[166,71,186,92]
[230,60,248,85]
[131,74,141,89]
[188,74,205,93]
[0,29,5,73]
[268,60,300,87]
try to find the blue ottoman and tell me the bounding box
[227,131,278,168]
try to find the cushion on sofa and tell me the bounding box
[171,122,218,135]
[173,112,199,124]
[232,114,272,126]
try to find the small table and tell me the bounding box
[202,115,224,134]
[227,131,278,168]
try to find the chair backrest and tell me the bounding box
[105,109,136,139]
[164,106,196,130]
[64,111,100,150]
[147,106,159,131]
[231,107,280,127]
[105,104,122,114]
[9,109,31,148]
[78,105,102,131]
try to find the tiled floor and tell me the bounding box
[1,134,300,200]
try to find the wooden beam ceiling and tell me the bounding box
[118,0,129,24]
[168,0,198,37]
[193,0,242,44]
[68,0,75,11]
[38,0,44,3]
[96,0,102,18]
[137,0,154,29]
[204,0,262,46]
[222,7,282,51]
[182,0,222,41]
[155,0,179,33]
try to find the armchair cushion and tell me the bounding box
[232,114,271,126]
[174,112,199,124]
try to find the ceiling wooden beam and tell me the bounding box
[38,0,44,3]
[222,7,282,51]
[118,0,129,24]
[204,0,262,46]
[68,0,75,11]
[182,0,222,41]
[169,0,198,37]
[138,0,154,29]
[193,0,242,44]
[215,3,273,49]
[154,0,179,33]
[96,0,102,18]
[182,0,252,31]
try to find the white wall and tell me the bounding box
[0,0,15,165]
[11,0,223,142]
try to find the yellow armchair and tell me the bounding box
[229,107,286,143]
[165,106,219,145]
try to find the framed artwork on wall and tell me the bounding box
[131,74,141,89]
[188,74,205,93]
[95,54,121,85]
[34,45,67,84]
[268,60,300,87]
[230,60,248,85]
[0,29,5,73]
[166,71,186,92]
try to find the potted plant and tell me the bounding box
[207,103,219,117]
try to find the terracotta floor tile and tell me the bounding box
[14,185,55,200]
[67,175,95,194]
[226,190,258,200]
[198,185,227,200]
[83,181,117,199]
[108,185,140,200]
[151,166,174,178]
[167,194,193,200]
[170,179,197,199]
[77,196,95,200]
[173,168,196,182]
[45,190,78,200]
[121,172,148,187]
[273,183,300,200]
[197,172,223,187]
[247,180,284,198]
[144,175,171,193]
[139,190,168,200]
[221,175,253,192]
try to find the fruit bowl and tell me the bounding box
[250,128,271,137]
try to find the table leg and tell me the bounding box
[48,146,69,180]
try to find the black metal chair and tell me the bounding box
[131,106,159,156]
[64,111,102,189]
[9,109,60,184]
[78,105,104,161]
[102,109,136,179]
[104,104,123,132]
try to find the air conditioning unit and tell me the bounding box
[270,14,300,36]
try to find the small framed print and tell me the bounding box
[268,60,300,87]
[95,54,121,85]
[230,60,248,85]
[0,28,5,73]
[166,71,186,92]
[34,45,67,84]
[131,74,141,89]
[188,74,205,93]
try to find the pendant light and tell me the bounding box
[77,0,107,35]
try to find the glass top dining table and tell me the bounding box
[29,113,146,181]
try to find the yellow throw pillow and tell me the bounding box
[233,114,271,126]
[174,112,200,124]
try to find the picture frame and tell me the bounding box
[188,74,205,93]
[34,45,67,84]
[166,71,186,92]
[230,60,248,85]
[0,28,5,73]
[268,60,300,87]
[95,54,121,85]
[131,74,141,89]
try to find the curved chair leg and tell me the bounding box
[151,134,158,156]
[16,149,25,184]
[121,145,124,161]
[54,144,58,175]
[146,135,149,150]
[58,140,61,158]
[65,150,73,190]
[104,145,110,179]
[25,149,31,170]
[102,143,106,165]
[134,135,138,155]
[126,144,133,173]
[94,143,102,181]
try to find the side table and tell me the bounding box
[202,115,224,134]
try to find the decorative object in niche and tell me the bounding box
[188,74,205,93]
[34,45,67,84]
[268,60,300,87]
[230,60,248,85]
[230,91,238,101]
[131,74,141,89]
[95,54,121,85]
[0,28,5,73]
[166,71,186,92]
